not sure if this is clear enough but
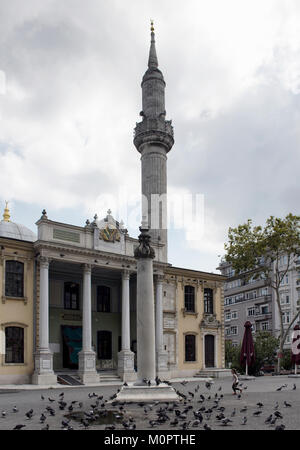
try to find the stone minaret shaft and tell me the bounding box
[134,24,174,262]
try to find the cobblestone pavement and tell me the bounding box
[0,375,299,431]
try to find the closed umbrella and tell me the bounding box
[240,321,255,376]
[291,324,300,375]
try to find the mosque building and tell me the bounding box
[0,25,227,385]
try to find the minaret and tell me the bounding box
[134,21,174,262]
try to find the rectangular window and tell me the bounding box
[204,288,214,314]
[97,286,111,312]
[261,321,269,331]
[231,311,238,319]
[64,283,80,310]
[248,307,255,316]
[184,286,195,312]
[230,326,238,335]
[225,328,231,336]
[5,327,24,363]
[185,334,196,361]
[5,261,24,297]
[225,311,231,321]
[261,305,269,314]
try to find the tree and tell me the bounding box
[224,213,300,372]
[252,331,279,375]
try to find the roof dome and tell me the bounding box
[0,220,37,242]
[0,202,36,242]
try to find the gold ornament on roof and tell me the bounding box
[3,201,10,222]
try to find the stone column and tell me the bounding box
[117,270,136,381]
[32,256,57,385]
[155,274,168,377]
[134,225,156,385]
[78,264,98,384]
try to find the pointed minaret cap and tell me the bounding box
[148,20,158,69]
[3,201,10,222]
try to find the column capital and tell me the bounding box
[122,269,131,280]
[38,256,50,269]
[82,263,92,274]
[155,274,164,284]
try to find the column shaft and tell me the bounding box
[121,271,130,351]
[82,265,92,352]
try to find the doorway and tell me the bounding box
[205,334,215,368]
[61,325,82,369]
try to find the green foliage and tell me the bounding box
[225,340,242,372]
[280,349,293,370]
[250,331,279,375]
[226,332,279,376]
[224,214,300,362]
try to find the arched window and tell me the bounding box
[5,326,24,363]
[5,261,24,297]
[204,288,214,314]
[185,334,196,361]
[184,285,195,312]
[64,282,80,310]
[97,286,111,312]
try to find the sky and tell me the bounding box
[1,0,300,273]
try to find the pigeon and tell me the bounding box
[41,394,45,400]
[218,386,222,391]
[240,406,247,413]
[42,424,50,430]
[13,424,26,430]
[292,384,296,390]
[284,401,291,408]
[48,397,55,403]
[231,408,236,417]
[241,416,247,425]
[265,414,273,424]
[25,409,34,419]
[40,413,47,423]
[253,410,262,416]
[1,411,6,417]
[204,423,212,430]
[275,424,285,431]
[274,402,279,410]
[221,418,233,426]
[257,402,264,408]
[205,381,213,390]
[274,411,283,419]
[12,406,19,413]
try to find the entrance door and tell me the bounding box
[205,334,215,368]
[97,330,113,369]
[61,325,82,369]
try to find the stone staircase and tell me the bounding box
[98,371,122,384]
[194,369,232,379]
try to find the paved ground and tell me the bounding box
[0,375,299,431]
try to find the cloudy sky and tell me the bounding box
[1,0,300,273]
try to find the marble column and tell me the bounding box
[155,274,168,376]
[32,256,57,385]
[134,225,156,385]
[117,270,136,381]
[78,264,98,384]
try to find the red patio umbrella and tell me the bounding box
[291,324,300,374]
[240,321,255,376]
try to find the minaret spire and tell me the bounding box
[148,20,158,69]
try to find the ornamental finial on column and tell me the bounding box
[134,224,155,259]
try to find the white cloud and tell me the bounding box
[1,0,300,271]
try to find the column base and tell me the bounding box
[78,350,99,384]
[117,350,137,382]
[156,350,169,377]
[111,384,180,403]
[32,350,57,385]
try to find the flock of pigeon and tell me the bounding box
[0,379,297,431]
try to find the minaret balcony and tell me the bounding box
[134,119,174,152]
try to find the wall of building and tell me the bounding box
[0,239,35,384]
